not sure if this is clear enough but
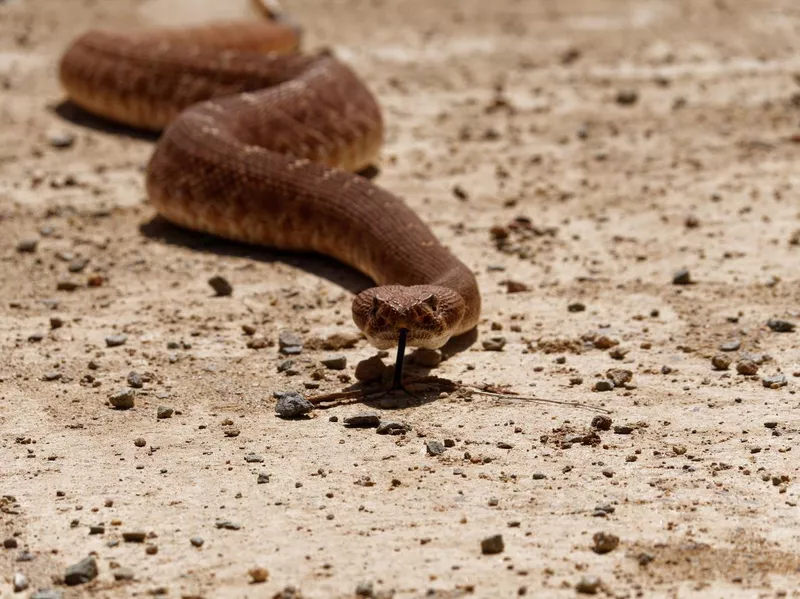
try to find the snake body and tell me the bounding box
[59,18,481,349]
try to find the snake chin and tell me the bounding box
[352,284,466,349]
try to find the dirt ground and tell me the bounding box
[2,0,800,597]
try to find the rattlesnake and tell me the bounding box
[59,9,481,376]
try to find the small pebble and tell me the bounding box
[567,301,586,312]
[354,355,388,382]
[249,567,269,583]
[64,556,98,586]
[105,334,128,348]
[344,412,381,428]
[16,238,38,253]
[134,438,146,447]
[321,355,347,370]
[109,387,135,410]
[719,340,741,352]
[591,415,612,431]
[606,368,632,387]
[275,392,313,419]
[376,421,411,435]
[594,380,613,392]
[156,406,174,419]
[122,531,147,543]
[355,581,374,597]
[762,374,788,388]
[113,567,135,581]
[672,269,692,285]
[482,336,506,351]
[48,130,75,148]
[736,360,759,376]
[481,534,505,555]
[426,440,445,456]
[576,575,601,594]
[190,537,204,547]
[145,544,158,555]
[412,348,442,367]
[592,532,620,554]
[50,316,64,329]
[208,275,233,296]
[13,572,29,592]
[257,473,271,484]
[615,90,638,105]
[127,371,143,388]
[711,354,731,370]
[767,319,795,333]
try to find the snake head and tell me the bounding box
[352,284,466,349]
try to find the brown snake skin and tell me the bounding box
[59,17,481,350]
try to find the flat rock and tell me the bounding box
[64,555,98,586]
[344,412,381,428]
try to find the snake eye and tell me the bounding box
[423,294,438,311]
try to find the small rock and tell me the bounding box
[591,415,612,431]
[244,453,264,463]
[48,131,75,148]
[482,336,506,351]
[614,425,634,435]
[156,406,174,419]
[123,531,147,543]
[279,330,303,350]
[504,280,530,293]
[568,301,586,312]
[145,544,158,555]
[411,348,442,368]
[711,354,731,371]
[208,275,233,296]
[105,334,128,348]
[42,371,62,382]
[249,567,269,583]
[247,336,270,350]
[606,368,632,387]
[615,90,638,105]
[376,421,411,435]
[684,214,700,228]
[31,591,63,599]
[480,534,504,555]
[13,572,29,592]
[275,392,313,419]
[16,238,38,253]
[50,316,64,329]
[354,355,388,382]
[736,360,759,376]
[113,567,135,581]
[215,519,241,531]
[133,438,146,447]
[64,556,98,586]
[355,582,374,597]
[576,575,601,594]
[127,371,143,388]
[190,536,204,547]
[592,532,620,554]
[257,473,271,484]
[344,412,381,428]
[322,332,361,350]
[762,374,788,388]
[426,440,445,456]
[719,340,741,352]
[109,387,135,410]
[532,473,546,480]
[767,319,795,333]
[593,380,614,392]
[321,355,347,370]
[672,269,692,285]
[68,257,89,273]
[57,280,80,292]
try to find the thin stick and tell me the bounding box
[468,388,611,414]
[391,328,408,390]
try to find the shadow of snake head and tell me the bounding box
[352,285,466,350]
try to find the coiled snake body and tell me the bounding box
[59,14,481,371]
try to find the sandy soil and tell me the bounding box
[2,0,800,597]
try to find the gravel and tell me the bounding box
[64,556,98,586]
[480,534,505,555]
